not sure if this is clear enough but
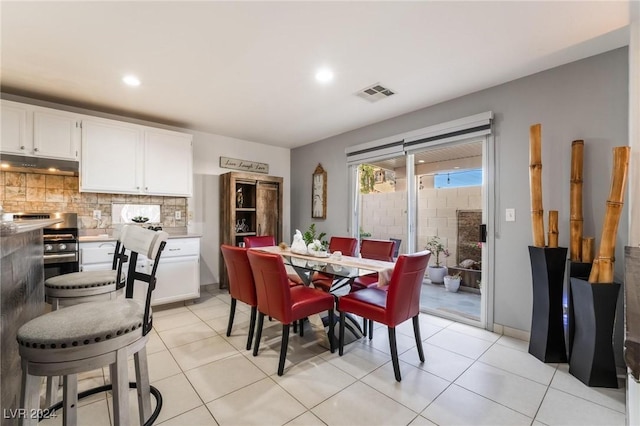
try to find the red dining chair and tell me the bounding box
[247,250,336,376]
[312,236,358,291]
[244,235,276,248]
[337,250,431,381]
[220,245,258,351]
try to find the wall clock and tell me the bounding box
[312,164,327,219]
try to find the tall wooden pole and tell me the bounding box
[548,210,559,248]
[589,146,631,283]
[582,237,595,263]
[570,140,584,260]
[529,124,545,247]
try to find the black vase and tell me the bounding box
[566,262,592,359]
[528,246,568,363]
[569,277,620,387]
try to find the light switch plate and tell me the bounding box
[93,210,101,220]
[506,208,516,222]
[175,211,182,219]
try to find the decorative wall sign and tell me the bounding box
[312,164,327,219]
[220,156,269,174]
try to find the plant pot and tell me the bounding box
[528,246,568,363]
[566,261,593,359]
[443,276,461,292]
[428,266,447,284]
[569,277,620,387]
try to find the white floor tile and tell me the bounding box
[535,388,626,426]
[421,384,532,425]
[152,305,191,318]
[157,405,218,426]
[127,349,181,383]
[206,311,251,334]
[158,320,217,348]
[357,327,418,357]
[206,377,306,426]
[312,381,419,426]
[153,310,203,331]
[40,398,112,426]
[272,356,356,408]
[361,361,450,412]
[425,328,493,359]
[408,415,438,425]
[494,334,529,352]
[185,354,267,403]
[146,330,168,354]
[400,342,474,382]
[448,322,501,343]
[550,364,626,413]
[478,343,557,385]
[285,411,326,426]
[170,335,238,371]
[151,373,202,424]
[455,362,547,417]
[321,343,392,379]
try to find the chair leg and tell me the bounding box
[134,346,152,425]
[299,319,304,337]
[293,320,297,334]
[246,306,257,351]
[45,375,60,407]
[253,313,265,357]
[278,324,290,376]
[20,361,39,426]
[388,327,402,381]
[412,315,425,362]
[369,319,374,340]
[111,347,130,426]
[338,311,346,356]
[362,318,368,337]
[226,298,237,337]
[63,374,78,426]
[328,309,335,353]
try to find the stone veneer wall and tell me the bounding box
[0,171,187,231]
[361,185,481,267]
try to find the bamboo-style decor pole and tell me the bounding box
[529,124,545,247]
[570,140,584,260]
[548,210,559,248]
[588,146,631,283]
[582,237,595,263]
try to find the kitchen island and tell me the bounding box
[1,218,61,425]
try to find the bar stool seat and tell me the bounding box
[17,226,167,426]
[45,270,125,300]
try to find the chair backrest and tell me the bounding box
[390,238,402,258]
[246,250,293,324]
[360,239,395,262]
[220,245,257,306]
[120,225,169,334]
[329,236,358,257]
[244,235,276,248]
[385,251,431,327]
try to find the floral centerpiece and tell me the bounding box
[425,236,450,284]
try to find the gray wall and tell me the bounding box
[291,48,629,335]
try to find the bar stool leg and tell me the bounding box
[134,347,152,425]
[110,348,130,426]
[63,374,78,426]
[45,375,60,407]
[20,361,39,426]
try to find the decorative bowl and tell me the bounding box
[131,216,149,223]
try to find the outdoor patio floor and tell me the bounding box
[420,281,481,322]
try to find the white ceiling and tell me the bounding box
[0,1,630,149]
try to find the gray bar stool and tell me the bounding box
[17,225,168,426]
[43,234,128,405]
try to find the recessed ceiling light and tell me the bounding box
[122,75,141,87]
[315,68,334,83]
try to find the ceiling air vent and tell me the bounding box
[355,83,396,103]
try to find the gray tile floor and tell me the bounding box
[41,286,627,426]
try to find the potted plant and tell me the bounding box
[443,272,461,292]
[425,236,449,284]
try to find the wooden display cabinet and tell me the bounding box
[219,171,283,288]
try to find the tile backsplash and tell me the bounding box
[0,171,187,232]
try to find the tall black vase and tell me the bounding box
[569,277,620,387]
[566,262,592,359]
[528,246,568,363]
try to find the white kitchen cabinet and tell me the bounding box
[1,100,79,160]
[80,237,200,306]
[80,117,142,194]
[80,117,193,197]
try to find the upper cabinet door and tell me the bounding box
[1,101,29,154]
[80,118,143,194]
[33,108,79,160]
[144,128,193,197]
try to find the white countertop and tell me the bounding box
[79,233,201,243]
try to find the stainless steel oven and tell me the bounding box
[11,212,79,280]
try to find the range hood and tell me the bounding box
[0,153,79,176]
